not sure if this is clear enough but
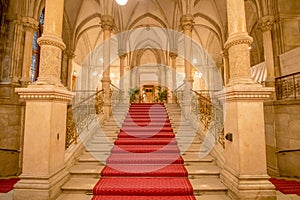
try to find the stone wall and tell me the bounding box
[0,84,24,176]
[264,100,300,178]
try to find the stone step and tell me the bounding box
[69,164,104,178]
[191,178,227,196]
[195,194,231,200]
[61,177,227,197]
[57,193,231,200]
[186,165,220,178]
[61,177,97,194]
[183,154,215,166]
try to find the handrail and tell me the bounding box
[73,90,103,109]
[66,90,104,149]
[277,149,300,154]
[174,83,185,92]
[275,72,300,100]
[110,83,122,91]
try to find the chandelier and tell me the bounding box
[116,0,128,6]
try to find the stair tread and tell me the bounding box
[195,194,231,200]
[61,177,98,190]
[56,193,92,200]
[70,164,104,174]
[186,165,220,175]
[190,178,227,191]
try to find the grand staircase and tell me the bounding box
[57,103,229,200]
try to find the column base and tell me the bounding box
[221,167,276,200]
[13,167,69,200]
[103,104,112,120]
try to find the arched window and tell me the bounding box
[30,9,44,82]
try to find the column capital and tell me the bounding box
[100,15,115,31]
[180,14,194,31]
[221,49,228,57]
[259,15,275,32]
[22,16,39,32]
[224,33,253,50]
[65,49,75,58]
[169,52,178,59]
[118,49,127,58]
[37,33,66,50]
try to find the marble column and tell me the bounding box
[180,14,194,118]
[170,52,177,103]
[119,52,126,91]
[66,50,75,90]
[259,16,275,87]
[217,0,276,199]
[101,15,114,119]
[20,17,39,86]
[14,0,73,199]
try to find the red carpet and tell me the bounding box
[269,178,300,196]
[93,103,195,199]
[0,178,19,193]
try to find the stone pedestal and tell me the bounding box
[217,86,276,200]
[14,86,73,200]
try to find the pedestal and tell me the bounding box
[217,85,276,200]
[14,85,73,200]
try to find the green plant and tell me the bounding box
[155,86,167,103]
[128,87,140,103]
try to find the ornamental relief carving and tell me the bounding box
[39,46,61,78]
[229,44,250,78]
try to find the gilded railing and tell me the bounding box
[275,72,300,100]
[110,83,123,110]
[65,90,104,149]
[192,90,224,148]
[175,87,225,148]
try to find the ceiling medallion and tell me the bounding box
[116,0,128,6]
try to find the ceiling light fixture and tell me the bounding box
[116,0,128,6]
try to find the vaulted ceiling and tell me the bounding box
[61,0,265,67]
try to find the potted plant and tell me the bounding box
[155,86,167,103]
[128,87,140,103]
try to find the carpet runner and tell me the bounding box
[92,103,196,199]
[269,178,300,196]
[0,178,19,193]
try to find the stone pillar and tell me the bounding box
[20,17,39,86]
[119,51,126,101]
[221,49,230,86]
[180,14,194,118]
[101,15,114,119]
[217,0,276,199]
[14,0,73,199]
[66,50,75,90]
[259,16,275,87]
[170,52,177,103]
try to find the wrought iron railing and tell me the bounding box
[275,72,300,100]
[65,90,104,149]
[110,83,123,110]
[192,90,225,148]
[175,88,225,148]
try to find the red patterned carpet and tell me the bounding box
[92,103,196,199]
[269,178,300,196]
[0,178,19,193]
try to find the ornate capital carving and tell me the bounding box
[37,33,66,50]
[22,17,39,32]
[180,14,194,31]
[259,15,275,32]
[224,33,253,50]
[100,15,115,31]
[169,52,178,59]
[221,49,228,58]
